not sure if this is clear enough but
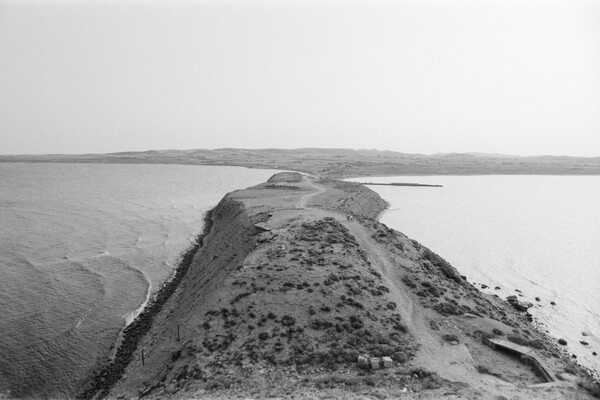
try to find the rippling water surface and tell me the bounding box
[0,163,280,398]
[348,175,600,374]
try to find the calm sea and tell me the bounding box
[0,163,280,399]
[348,175,600,374]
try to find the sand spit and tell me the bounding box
[79,173,598,400]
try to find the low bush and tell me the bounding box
[507,334,528,346]
[442,334,459,342]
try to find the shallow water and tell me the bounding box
[348,175,600,374]
[0,163,280,398]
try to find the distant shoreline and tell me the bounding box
[1,147,599,178]
[359,182,443,187]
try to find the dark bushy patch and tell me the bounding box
[433,302,463,316]
[507,334,528,346]
[528,338,545,349]
[442,334,459,342]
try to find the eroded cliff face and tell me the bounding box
[84,173,593,400]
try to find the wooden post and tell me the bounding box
[141,348,145,366]
[177,325,180,341]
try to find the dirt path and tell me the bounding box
[297,177,515,396]
[295,176,327,209]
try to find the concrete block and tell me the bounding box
[382,356,393,368]
[370,357,381,370]
[357,355,369,369]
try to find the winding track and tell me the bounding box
[295,176,516,394]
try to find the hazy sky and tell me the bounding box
[1,0,599,156]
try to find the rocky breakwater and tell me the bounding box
[81,172,599,400]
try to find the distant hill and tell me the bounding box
[1,148,599,177]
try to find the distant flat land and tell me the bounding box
[2,148,599,177]
[359,182,443,187]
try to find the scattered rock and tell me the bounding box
[481,284,488,289]
[506,295,532,312]
[535,297,541,302]
[494,286,501,290]
[593,352,597,356]
[550,301,556,306]
[582,332,589,336]
[580,341,589,346]
[558,338,568,346]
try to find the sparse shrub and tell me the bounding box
[378,285,390,293]
[433,302,463,316]
[393,351,408,363]
[478,331,495,341]
[528,338,545,349]
[344,296,365,309]
[402,276,417,288]
[578,379,600,398]
[349,315,363,329]
[258,332,269,340]
[442,334,459,343]
[411,368,432,378]
[281,315,296,326]
[231,292,251,304]
[375,344,395,356]
[507,334,528,346]
[224,319,236,328]
[363,376,376,386]
[476,365,491,374]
